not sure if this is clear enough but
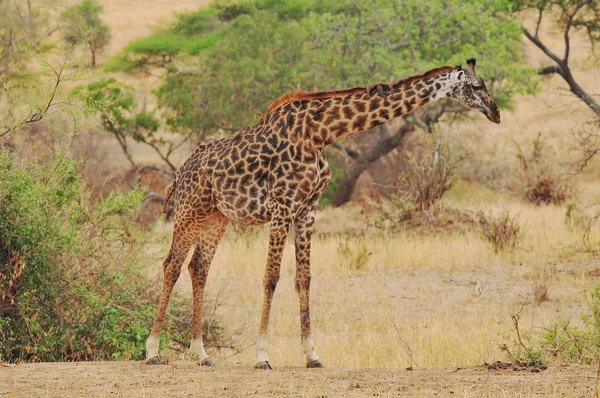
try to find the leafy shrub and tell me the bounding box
[543,284,600,364]
[515,133,568,205]
[0,152,198,362]
[500,308,548,369]
[373,137,468,230]
[380,195,417,226]
[478,210,522,253]
[398,138,463,212]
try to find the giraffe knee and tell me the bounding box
[161,252,174,270]
[265,275,280,293]
[188,265,208,282]
[188,258,208,275]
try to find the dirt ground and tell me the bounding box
[0,361,595,397]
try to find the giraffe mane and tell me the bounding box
[264,65,455,116]
[265,87,366,116]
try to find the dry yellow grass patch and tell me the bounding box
[148,196,598,370]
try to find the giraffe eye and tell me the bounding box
[472,85,483,91]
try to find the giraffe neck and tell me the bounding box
[312,66,458,146]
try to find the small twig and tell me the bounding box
[389,316,419,369]
[510,304,528,351]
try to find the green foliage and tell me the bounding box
[0,152,186,362]
[71,78,162,153]
[111,0,535,140]
[511,346,547,367]
[106,32,220,72]
[501,309,548,368]
[505,282,600,366]
[60,0,110,66]
[543,284,600,364]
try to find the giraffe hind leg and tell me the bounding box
[187,213,229,366]
[145,220,202,364]
[295,212,324,368]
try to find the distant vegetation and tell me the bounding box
[105,0,534,205]
[60,0,111,67]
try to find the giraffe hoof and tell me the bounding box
[145,356,161,365]
[253,361,273,370]
[199,358,214,366]
[307,360,325,368]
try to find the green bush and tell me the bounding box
[0,152,188,362]
[543,284,600,364]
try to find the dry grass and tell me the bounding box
[143,195,599,371]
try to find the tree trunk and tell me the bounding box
[332,106,448,207]
[332,121,415,207]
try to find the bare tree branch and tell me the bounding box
[563,0,591,63]
[135,136,178,172]
[523,28,564,67]
[522,2,600,120]
[0,60,65,139]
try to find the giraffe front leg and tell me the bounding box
[295,213,324,368]
[254,208,291,370]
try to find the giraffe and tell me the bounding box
[144,58,500,369]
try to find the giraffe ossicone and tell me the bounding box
[146,58,500,369]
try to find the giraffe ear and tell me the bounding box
[466,58,476,71]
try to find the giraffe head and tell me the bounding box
[448,58,501,124]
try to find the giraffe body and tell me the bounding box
[145,58,500,369]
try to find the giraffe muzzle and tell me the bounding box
[487,102,501,124]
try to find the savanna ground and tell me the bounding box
[3,1,600,397]
[1,361,595,397]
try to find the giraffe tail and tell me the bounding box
[161,176,178,215]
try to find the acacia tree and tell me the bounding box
[71,77,182,202]
[60,0,110,67]
[109,0,534,205]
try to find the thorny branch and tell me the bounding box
[510,305,528,352]
[0,66,65,139]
